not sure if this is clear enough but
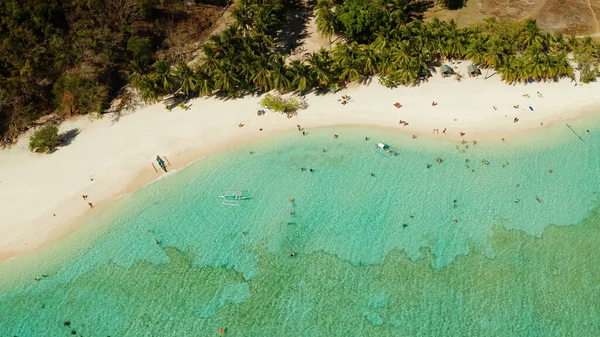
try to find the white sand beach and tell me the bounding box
[1,64,600,261]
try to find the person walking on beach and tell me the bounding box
[82,195,88,200]
[88,202,94,209]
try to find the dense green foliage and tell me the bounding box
[131,0,600,107]
[4,0,600,144]
[29,125,59,153]
[0,0,223,143]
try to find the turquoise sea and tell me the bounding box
[1,117,600,336]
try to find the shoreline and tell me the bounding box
[1,68,600,262]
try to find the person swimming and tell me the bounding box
[290,252,296,258]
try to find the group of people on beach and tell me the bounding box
[82,195,93,209]
[340,95,351,105]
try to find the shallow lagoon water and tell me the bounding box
[1,119,600,336]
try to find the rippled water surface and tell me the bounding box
[2,119,600,336]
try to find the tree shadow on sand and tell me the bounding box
[59,128,80,147]
[272,1,315,55]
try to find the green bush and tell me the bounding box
[53,73,105,116]
[29,125,59,153]
[260,93,306,117]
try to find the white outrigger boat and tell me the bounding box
[374,142,392,153]
[373,142,399,157]
[219,190,250,206]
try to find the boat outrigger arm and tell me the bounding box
[220,190,250,205]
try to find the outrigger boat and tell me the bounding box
[374,142,392,153]
[156,155,167,172]
[373,142,399,157]
[219,190,250,206]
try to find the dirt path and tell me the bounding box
[525,0,548,20]
[586,0,600,34]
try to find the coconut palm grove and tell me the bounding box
[121,0,600,103]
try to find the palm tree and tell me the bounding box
[251,56,272,92]
[333,43,362,82]
[358,46,378,77]
[138,75,161,103]
[370,31,391,52]
[175,62,197,96]
[306,50,333,87]
[201,45,222,75]
[483,37,505,68]
[377,49,395,76]
[443,20,466,58]
[289,60,314,93]
[194,69,214,96]
[465,37,487,65]
[267,54,291,92]
[128,60,145,89]
[316,6,337,48]
[152,60,175,94]
[521,18,544,49]
[213,68,240,94]
[231,0,254,32]
[497,56,519,83]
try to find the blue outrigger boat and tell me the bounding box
[156,155,167,172]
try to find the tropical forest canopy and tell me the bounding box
[0,0,225,143]
[1,0,599,144]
